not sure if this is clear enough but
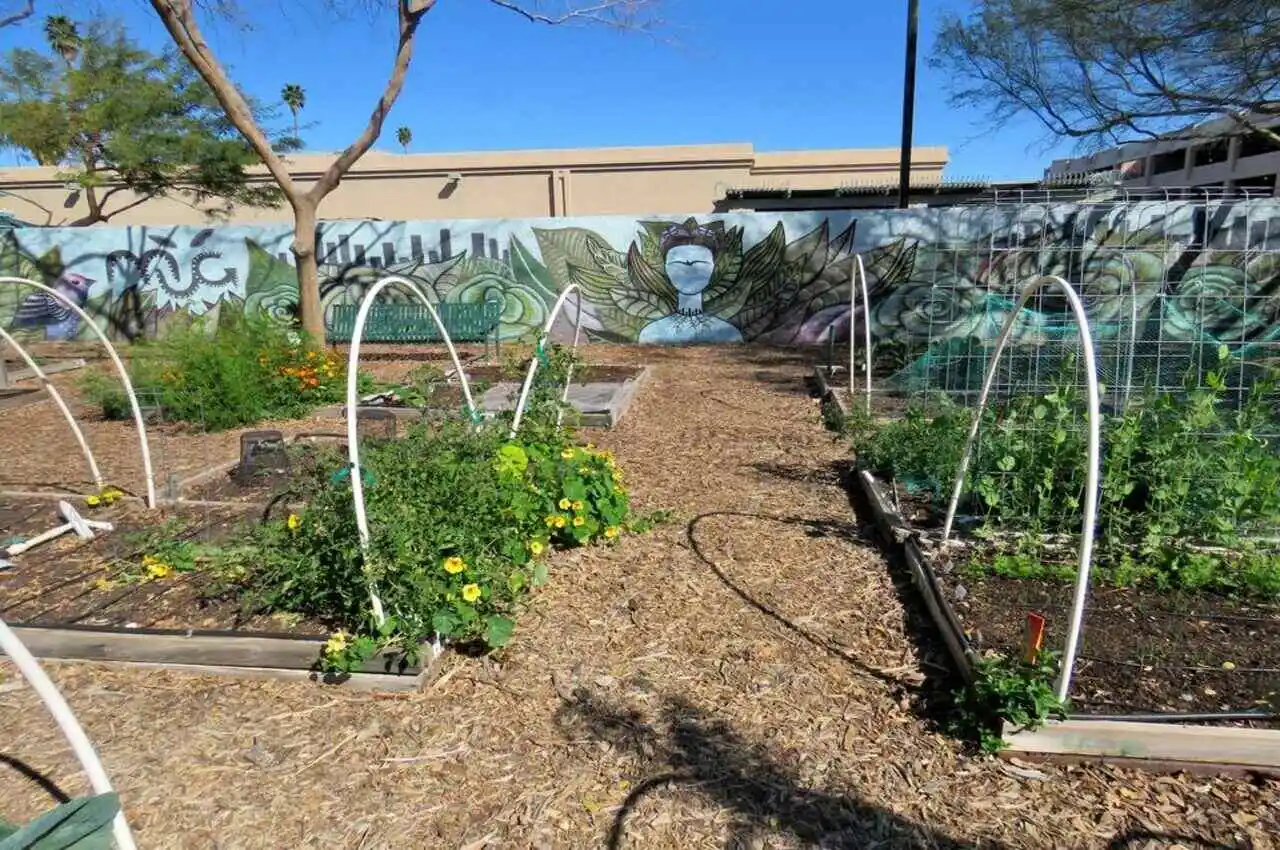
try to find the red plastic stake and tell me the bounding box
[1023,612,1046,663]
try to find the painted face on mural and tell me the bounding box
[664,244,715,296]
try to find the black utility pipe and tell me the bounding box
[898,0,920,210]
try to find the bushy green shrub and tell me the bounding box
[80,312,345,430]
[225,344,649,671]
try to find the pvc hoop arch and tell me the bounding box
[344,275,479,624]
[507,284,584,438]
[0,617,137,849]
[0,277,156,509]
[0,327,103,489]
[848,254,873,416]
[939,274,1101,703]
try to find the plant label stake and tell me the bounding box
[5,501,114,557]
[1023,612,1046,664]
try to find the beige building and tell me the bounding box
[0,142,948,226]
[1045,115,1280,194]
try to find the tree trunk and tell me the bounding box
[291,200,325,344]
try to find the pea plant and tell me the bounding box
[851,353,1280,598]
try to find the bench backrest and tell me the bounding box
[327,299,502,343]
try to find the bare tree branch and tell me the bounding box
[932,0,1280,153]
[0,0,34,29]
[486,0,662,30]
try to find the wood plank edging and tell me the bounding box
[3,625,420,678]
[1003,718,1280,772]
[31,657,424,693]
[854,469,976,681]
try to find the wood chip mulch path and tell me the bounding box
[1,345,1277,849]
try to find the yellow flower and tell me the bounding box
[287,513,301,531]
[604,526,619,540]
[324,630,350,657]
[558,498,572,510]
[529,540,545,556]
[93,577,115,591]
[86,495,101,507]
[571,500,584,511]
[553,515,566,529]
[443,556,467,574]
[146,561,173,579]
[578,466,589,475]
[142,554,160,566]
[544,515,558,527]
[572,515,585,527]
[561,447,575,460]
[461,583,482,603]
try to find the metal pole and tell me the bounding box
[898,0,920,210]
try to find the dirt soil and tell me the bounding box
[873,482,1280,717]
[0,497,321,635]
[1,344,1278,849]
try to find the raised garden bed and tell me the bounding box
[0,495,421,689]
[324,364,650,429]
[854,469,1280,774]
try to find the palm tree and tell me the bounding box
[281,83,305,142]
[43,15,80,66]
[396,125,412,154]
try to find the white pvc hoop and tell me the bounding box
[0,616,137,850]
[343,276,478,625]
[849,254,872,416]
[939,275,1102,702]
[0,277,156,509]
[0,328,103,489]
[508,284,584,438]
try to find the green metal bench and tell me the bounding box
[327,299,503,356]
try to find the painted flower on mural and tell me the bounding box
[871,278,994,342]
[1073,250,1170,332]
[245,278,299,324]
[1163,257,1280,345]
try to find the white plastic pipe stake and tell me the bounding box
[0,277,157,508]
[344,275,478,626]
[0,616,138,850]
[849,253,873,416]
[939,274,1102,703]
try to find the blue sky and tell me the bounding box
[5,0,1078,178]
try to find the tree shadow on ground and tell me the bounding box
[556,688,1000,849]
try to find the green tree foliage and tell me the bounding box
[280,82,304,143]
[396,124,412,154]
[931,0,1280,149]
[0,15,293,224]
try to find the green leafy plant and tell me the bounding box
[80,311,345,430]
[221,410,639,673]
[0,792,120,849]
[854,354,1280,598]
[950,651,1067,753]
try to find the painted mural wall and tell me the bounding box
[1,202,1278,363]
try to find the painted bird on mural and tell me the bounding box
[9,273,93,340]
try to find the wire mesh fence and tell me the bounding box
[844,192,1280,717]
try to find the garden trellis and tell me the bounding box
[848,189,1280,719]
